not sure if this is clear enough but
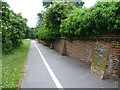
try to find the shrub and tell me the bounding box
[60,2,120,38]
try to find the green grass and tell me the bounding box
[2,40,31,88]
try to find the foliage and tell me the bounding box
[74,2,85,8]
[1,2,28,54]
[22,27,37,39]
[42,1,85,9]
[36,24,56,42]
[36,11,46,27]
[2,40,30,88]
[43,2,53,8]
[37,2,77,42]
[60,2,120,38]
[30,28,37,39]
[37,2,120,42]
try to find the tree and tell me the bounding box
[43,2,53,8]
[74,2,85,8]
[36,11,46,27]
[37,2,77,42]
[2,1,28,54]
[42,1,85,9]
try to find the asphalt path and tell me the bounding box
[21,40,118,88]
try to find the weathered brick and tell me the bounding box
[45,38,120,80]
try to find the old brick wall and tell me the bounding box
[52,38,119,80]
[53,39,63,52]
[37,36,119,80]
[104,41,120,80]
[66,40,95,64]
[90,41,114,79]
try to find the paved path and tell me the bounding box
[21,40,118,88]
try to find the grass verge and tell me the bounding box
[2,40,31,88]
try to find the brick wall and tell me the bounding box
[105,42,120,80]
[52,37,120,80]
[37,36,120,80]
[66,40,95,64]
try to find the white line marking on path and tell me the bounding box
[34,43,63,88]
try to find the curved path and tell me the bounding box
[21,40,118,88]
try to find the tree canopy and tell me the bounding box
[37,2,78,42]
[36,2,120,42]
[42,1,85,9]
[60,2,120,38]
[1,1,28,54]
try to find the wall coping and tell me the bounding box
[61,35,120,42]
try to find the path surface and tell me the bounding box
[21,40,118,88]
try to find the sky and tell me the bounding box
[5,0,97,28]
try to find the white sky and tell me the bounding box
[5,0,97,28]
